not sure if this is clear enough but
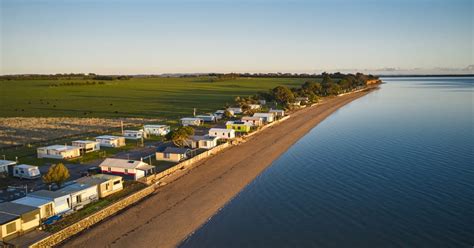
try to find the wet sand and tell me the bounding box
[64,87,377,248]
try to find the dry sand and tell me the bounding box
[63,88,377,248]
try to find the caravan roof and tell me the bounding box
[14,164,38,170]
[0,202,38,216]
[13,196,52,208]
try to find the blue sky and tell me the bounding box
[1,0,472,74]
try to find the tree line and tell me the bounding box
[244,72,379,108]
[0,73,131,81]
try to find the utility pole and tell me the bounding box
[193,108,196,117]
[121,121,124,135]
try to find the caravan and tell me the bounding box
[13,164,41,179]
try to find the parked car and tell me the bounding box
[80,166,102,177]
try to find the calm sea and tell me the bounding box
[180,77,474,248]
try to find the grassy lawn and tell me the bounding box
[0,77,309,119]
[44,181,146,233]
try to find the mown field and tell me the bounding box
[0,77,309,120]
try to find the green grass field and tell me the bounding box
[0,77,309,119]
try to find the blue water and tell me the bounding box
[180,77,474,248]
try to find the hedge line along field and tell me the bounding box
[0,77,308,119]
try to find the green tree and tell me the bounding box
[43,163,70,189]
[271,86,295,105]
[302,81,322,95]
[166,126,195,147]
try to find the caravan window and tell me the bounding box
[6,222,16,234]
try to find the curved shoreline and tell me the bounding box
[63,87,378,248]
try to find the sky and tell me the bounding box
[1,0,473,75]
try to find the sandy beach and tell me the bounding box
[63,87,377,248]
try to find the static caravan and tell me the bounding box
[28,190,72,215]
[95,135,126,148]
[290,101,301,107]
[12,164,40,179]
[248,104,261,110]
[208,128,235,140]
[227,107,242,114]
[195,115,216,122]
[76,174,123,198]
[123,130,144,140]
[226,121,251,133]
[241,116,264,127]
[186,135,218,150]
[0,212,20,242]
[99,158,155,180]
[269,109,285,118]
[0,160,15,174]
[72,140,100,153]
[295,97,309,103]
[37,145,81,159]
[12,196,54,220]
[181,118,203,127]
[143,125,170,136]
[156,147,190,163]
[214,109,234,118]
[59,183,99,211]
[253,113,275,123]
[0,202,40,239]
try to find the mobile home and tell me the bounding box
[253,113,275,123]
[37,145,81,159]
[156,147,190,163]
[269,109,285,118]
[248,104,261,110]
[195,115,216,122]
[12,196,54,220]
[0,212,20,241]
[143,125,170,136]
[0,202,40,240]
[99,158,155,180]
[214,109,234,118]
[72,140,100,153]
[12,164,40,179]
[75,174,123,198]
[295,97,309,103]
[186,135,218,149]
[227,107,242,114]
[123,130,144,140]
[226,121,251,133]
[28,190,72,215]
[208,128,235,140]
[0,160,15,174]
[180,117,203,126]
[241,116,264,127]
[95,135,126,148]
[59,183,99,210]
